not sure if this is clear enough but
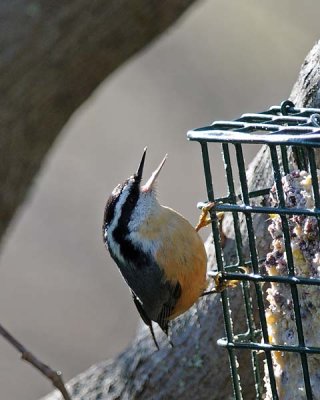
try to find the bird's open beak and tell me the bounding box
[142,153,167,192]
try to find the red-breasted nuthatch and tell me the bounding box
[103,148,207,349]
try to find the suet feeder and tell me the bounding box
[187,101,320,400]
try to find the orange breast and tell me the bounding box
[138,206,207,319]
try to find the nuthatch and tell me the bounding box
[102,148,207,349]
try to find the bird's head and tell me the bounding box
[103,148,167,236]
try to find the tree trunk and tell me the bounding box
[42,39,320,400]
[0,0,197,245]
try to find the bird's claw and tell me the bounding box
[195,202,224,232]
[202,268,249,297]
[213,272,239,292]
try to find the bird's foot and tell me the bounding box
[202,270,247,296]
[212,272,240,292]
[195,202,224,232]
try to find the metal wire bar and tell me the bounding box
[234,143,278,399]
[238,115,309,125]
[280,145,290,174]
[198,188,271,207]
[308,148,320,207]
[292,146,308,170]
[188,129,320,146]
[199,202,320,217]
[205,258,266,274]
[210,271,320,286]
[269,103,320,116]
[307,147,320,235]
[217,340,320,355]
[200,142,243,400]
[221,143,263,399]
[269,145,313,398]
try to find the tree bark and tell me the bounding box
[0,0,198,245]
[42,38,320,400]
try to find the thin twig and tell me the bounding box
[0,323,71,400]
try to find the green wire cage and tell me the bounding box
[187,100,320,400]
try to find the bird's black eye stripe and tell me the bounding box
[103,194,118,227]
[116,184,139,228]
[103,181,127,228]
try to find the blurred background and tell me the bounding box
[1,0,320,399]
